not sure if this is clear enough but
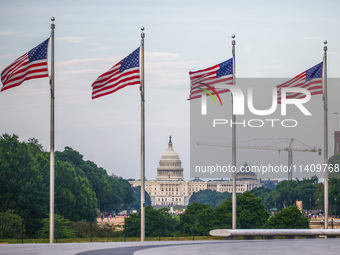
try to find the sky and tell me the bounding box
[0,0,340,181]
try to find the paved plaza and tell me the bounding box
[0,239,339,255]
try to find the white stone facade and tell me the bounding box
[129,137,261,207]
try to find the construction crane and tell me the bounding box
[197,138,322,180]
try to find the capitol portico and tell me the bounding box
[129,136,262,207]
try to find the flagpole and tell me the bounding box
[323,40,328,229]
[231,34,236,230]
[140,27,145,242]
[49,17,55,244]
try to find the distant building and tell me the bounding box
[260,178,279,189]
[129,137,261,207]
[335,131,340,155]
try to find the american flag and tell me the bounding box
[91,47,140,99]
[277,62,323,104]
[1,39,49,92]
[188,58,233,100]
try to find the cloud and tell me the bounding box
[56,36,85,43]
[0,31,18,36]
[95,46,113,51]
[53,51,201,101]
[147,52,180,60]
[56,57,114,68]
[301,37,321,41]
[0,54,14,60]
[55,51,194,76]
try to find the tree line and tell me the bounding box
[2,132,340,239]
[188,189,232,208]
[0,134,136,238]
[250,174,340,216]
[189,170,340,217]
[125,192,309,237]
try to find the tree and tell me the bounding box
[189,190,232,208]
[112,176,135,209]
[130,186,151,211]
[262,181,277,189]
[56,147,136,213]
[213,191,269,229]
[329,178,340,216]
[251,178,319,212]
[260,179,316,211]
[296,179,316,211]
[310,175,319,185]
[0,134,49,237]
[37,214,76,239]
[314,182,324,210]
[328,154,340,178]
[70,220,114,238]
[0,210,24,238]
[237,191,270,229]
[264,205,310,229]
[272,180,299,209]
[0,135,115,237]
[54,159,97,222]
[125,205,177,237]
[175,202,214,236]
[250,187,273,209]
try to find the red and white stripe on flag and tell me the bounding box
[189,59,233,100]
[91,48,140,99]
[277,62,323,104]
[1,39,49,92]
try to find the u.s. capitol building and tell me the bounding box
[129,136,261,206]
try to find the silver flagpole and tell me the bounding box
[323,40,328,229]
[140,27,145,242]
[49,17,55,244]
[231,34,236,230]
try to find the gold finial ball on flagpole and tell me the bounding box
[51,17,55,22]
[232,34,235,39]
[324,40,327,45]
[141,26,145,31]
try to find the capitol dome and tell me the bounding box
[156,136,184,181]
[236,162,257,180]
